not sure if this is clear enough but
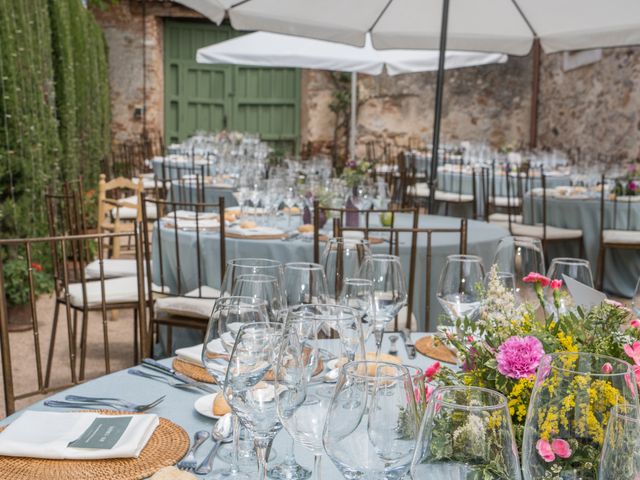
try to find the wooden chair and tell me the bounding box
[140,194,226,356]
[0,230,147,415]
[506,170,584,260]
[479,163,525,226]
[596,174,640,290]
[340,217,468,331]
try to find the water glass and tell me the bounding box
[221,258,284,302]
[338,277,375,341]
[493,236,545,304]
[231,273,286,319]
[320,237,371,299]
[599,404,640,479]
[436,254,485,329]
[284,262,329,306]
[324,361,419,479]
[411,386,522,479]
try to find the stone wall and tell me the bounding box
[93,2,640,161]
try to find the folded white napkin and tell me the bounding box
[175,339,226,366]
[226,226,284,236]
[0,411,158,460]
[171,210,219,220]
[165,218,221,230]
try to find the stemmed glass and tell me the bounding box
[284,185,299,229]
[221,258,284,299]
[324,361,419,479]
[359,254,408,356]
[493,236,545,305]
[284,262,329,306]
[223,322,285,480]
[546,257,594,314]
[320,237,371,300]
[484,270,516,296]
[411,386,522,479]
[599,404,640,479]
[338,278,375,342]
[275,304,366,480]
[231,274,285,320]
[436,254,485,331]
[202,296,269,480]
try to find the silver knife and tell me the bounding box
[141,358,216,393]
[400,329,417,360]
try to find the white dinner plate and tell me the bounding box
[194,392,223,419]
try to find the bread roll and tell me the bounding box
[150,466,197,479]
[213,393,231,416]
[240,220,257,229]
[297,224,314,233]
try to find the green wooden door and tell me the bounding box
[164,21,301,153]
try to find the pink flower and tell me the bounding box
[624,341,640,366]
[551,439,572,459]
[424,362,441,381]
[523,272,551,287]
[602,362,613,374]
[467,335,475,343]
[634,365,640,388]
[536,439,555,462]
[606,299,632,314]
[631,319,640,328]
[496,336,545,379]
[550,279,563,290]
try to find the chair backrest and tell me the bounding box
[340,217,468,331]
[45,179,88,238]
[162,163,209,207]
[0,230,144,415]
[97,173,144,228]
[599,174,640,238]
[140,194,226,305]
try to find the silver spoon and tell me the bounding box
[176,430,210,471]
[194,413,233,475]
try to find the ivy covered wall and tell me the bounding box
[0,0,110,238]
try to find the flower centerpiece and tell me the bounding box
[340,159,372,188]
[426,265,640,478]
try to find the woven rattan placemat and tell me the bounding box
[0,411,189,480]
[173,358,215,383]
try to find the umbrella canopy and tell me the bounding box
[196,31,507,76]
[196,32,506,158]
[176,0,640,55]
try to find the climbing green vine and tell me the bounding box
[0,0,110,238]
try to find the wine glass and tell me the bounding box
[320,237,371,300]
[275,304,366,480]
[522,353,637,480]
[231,273,285,319]
[411,386,522,479]
[545,257,594,314]
[484,270,516,296]
[493,236,545,304]
[284,262,329,306]
[599,404,640,479]
[633,277,640,319]
[324,361,419,479]
[221,258,284,299]
[436,254,485,330]
[284,185,299,229]
[338,278,375,341]
[202,296,269,480]
[223,322,285,480]
[360,254,408,356]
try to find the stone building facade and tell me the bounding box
[93,1,640,161]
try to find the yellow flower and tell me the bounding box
[508,377,534,423]
[557,332,578,352]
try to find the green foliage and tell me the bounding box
[2,253,54,307]
[0,0,111,240]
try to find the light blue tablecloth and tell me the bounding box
[169,181,239,208]
[151,213,508,350]
[1,335,438,479]
[522,193,640,297]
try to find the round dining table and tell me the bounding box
[1,334,437,479]
[522,192,640,297]
[151,212,508,350]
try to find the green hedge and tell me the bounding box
[0,0,110,238]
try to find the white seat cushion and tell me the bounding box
[155,286,221,319]
[510,223,583,240]
[110,195,158,220]
[413,183,430,198]
[85,259,139,279]
[603,229,640,245]
[67,276,142,308]
[434,191,474,203]
[489,196,521,208]
[489,213,523,223]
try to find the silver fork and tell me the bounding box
[44,396,165,412]
[127,369,203,390]
[65,395,166,411]
[176,430,210,472]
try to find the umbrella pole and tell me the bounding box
[428,0,450,213]
[350,72,358,160]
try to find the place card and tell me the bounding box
[68,416,132,450]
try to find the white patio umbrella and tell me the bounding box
[196,32,506,158]
[176,0,640,207]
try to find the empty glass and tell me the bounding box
[324,362,419,479]
[483,270,516,297]
[231,273,285,319]
[545,257,594,314]
[284,262,329,306]
[320,237,371,299]
[223,322,284,480]
[436,255,485,330]
[338,278,375,341]
[493,236,545,304]
[221,258,285,301]
[599,404,640,479]
[411,386,522,479]
[359,254,408,356]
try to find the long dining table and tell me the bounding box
[151,213,508,351]
[0,334,438,479]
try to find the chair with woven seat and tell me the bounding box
[596,175,640,289]
[480,163,525,226]
[340,216,468,332]
[506,170,584,260]
[140,194,226,356]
